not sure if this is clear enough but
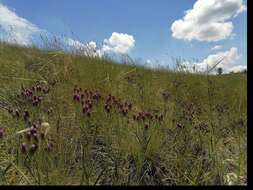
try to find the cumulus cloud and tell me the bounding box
[0,3,136,58]
[181,47,242,73]
[171,0,246,42]
[0,3,41,45]
[211,45,223,50]
[226,64,247,72]
[102,32,135,54]
[0,2,87,49]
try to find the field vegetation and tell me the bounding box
[0,42,247,185]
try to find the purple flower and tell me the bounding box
[30,127,37,135]
[0,128,4,139]
[43,87,50,94]
[45,143,53,152]
[86,110,91,118]
[104,104,111,113]
[26,131,32,141]
[29,144,38,154]
[158,114,164,122]
[8,108,13,114]
[36,85,41,91]
[33,133,39,142]
[21,143,28,154]
[23,110,30,121]
[15,109,20,118]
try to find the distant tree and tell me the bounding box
[243,69,247,74]
[217,67,223,75]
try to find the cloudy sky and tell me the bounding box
[0,0,247,72]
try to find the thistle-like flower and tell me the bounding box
[0,128,4,139]
[21,143,28,154]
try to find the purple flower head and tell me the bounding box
[158,114,164,122]
[43,87,50,94]
[0,128,4,139]
[82,105,89,114]
[45,143,53,152]
[29,144,38,154]
[104,104,111,113]
[8,108,13,114]
[30,126,37,135]
[121,108,128,116]
[32,123,38,129]
[73,86,78,93]
[139,112,145,121]
[33,133,39,142]
[21,143,28,154]
[26,131,32,141]
[23,110,30,121]
[73,94,80,102]
[86,110,91,118]
[144,124,149,130]
[88,102,93,109]
[47,108,53,115]
[73,94,78,101]
[38,96,43,102]
[36,85,41,92]
[32,100,39,106]
[15,109,20,118]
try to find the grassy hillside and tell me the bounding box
[0,42,247,185]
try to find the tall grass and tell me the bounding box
[0,42,247,185]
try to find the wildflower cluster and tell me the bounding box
[7,82,52,123]
[72,85,164,132]
[104,94,132,116]
[17,82,50,106]
[8,108,31,122]
[132,111,163,123]
[73,86,101,117]
[20,123,52,154]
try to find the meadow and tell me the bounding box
[0,42,247,185]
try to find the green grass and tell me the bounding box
[0,42,247,185]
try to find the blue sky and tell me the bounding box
[0,0,247,72]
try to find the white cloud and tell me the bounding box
[0,3,99,56]
[211,45,223,50]
[0,3,40,45]
[102,32,135,54]
[0,2,85,49]
[171,0,246,42]
[182,47,242,73]
[88,41,97,50]
[0,3,136,58]
[227,65,247,72]
[146,59,151,64]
